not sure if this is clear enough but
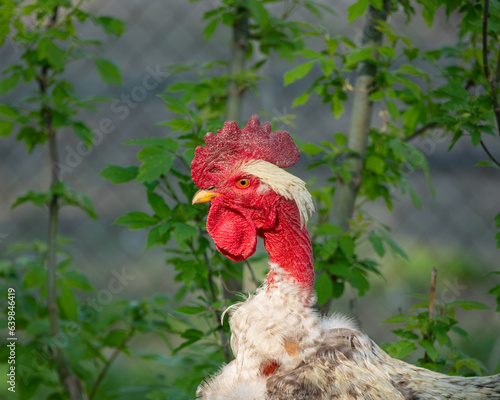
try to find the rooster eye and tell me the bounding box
[236,178,250,188]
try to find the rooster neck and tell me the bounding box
[259,199,314,297]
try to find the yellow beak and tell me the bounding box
[192,189,222,205]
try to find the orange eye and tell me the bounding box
[236,178,250,188]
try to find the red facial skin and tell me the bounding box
[205,169,314,296]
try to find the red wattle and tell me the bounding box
[206,198,257,262]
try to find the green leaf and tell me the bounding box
[18,377,41,400]
[147,191,171,219]
[17,127,44,153]
[103,329,127,346]
[365,155,385,174]
[247,0,270,26]
[284,61,315,86]
[314,223,342,236]
[408,186,421,209]
[176,306,205,315]
[125,137,179,153]
[292,92,311,108]
[0,73,20,94]
[435,80,469,102]
[315,272,333,305]
[100,165,138,184]
[160,118,194,132]
[136,147,176,182]
[0,120,14,137]
[319,58,335,75]
[451,326,470,340]
[332,281,345,298]
[204,19,219,40]
[158,95,191,116]
[73,122,93,147]
[26,320,51,336]
[94,58,122,85]
[171,222,197,249]
[334,133,347,146]
[347,0,368,23]
[11,190,50,209]
[419,339,439,361]
[350,268,370,296]
[447,301,490,311]
[378,46,395,58]
[339,235,355,257]
[386,100,399,120]
[345,47,374,68]
[173,329,204,354]
[55,184,98,219]
[301,143,323,156]
[369,231,385,257]
[63,270,95,292]
[383,314,410,324]
[369,91,385,101]
[382,232,408,259]
[392,329,419,340]
[381,340,416,359]
[23,266,48,289]
[368,0,383,9]
[397,65,427,77]
[37,37,65,69]
[332,92,344,118]
[93,16,125,36]
[114,211,159,229]
[58,283,78,321]
[146,224,171,249]
[0,104,19,117]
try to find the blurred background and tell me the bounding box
[1,0,499,394]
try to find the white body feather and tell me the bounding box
[197,264,357,399]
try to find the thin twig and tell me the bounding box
[245,260,259,288]
[405,122,438,142]
[89,328,135,400]
[197,228,232,363]
[160,175,180,202]
[483,0,490,80]
[496,43,500,85]
[53,0,85,28]
[428,267,437,319]
[480,140,500,167]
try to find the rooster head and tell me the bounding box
[191,115,313,263]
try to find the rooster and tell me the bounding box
[191,115,500,399]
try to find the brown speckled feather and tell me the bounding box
[266,328,500,400]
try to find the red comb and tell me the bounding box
[191,114,300,188]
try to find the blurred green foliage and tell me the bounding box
[1,0,499,399]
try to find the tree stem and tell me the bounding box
[224,3,249,299]
[225,3,249,123]
[41,6,86,400]
[332,3,389,231]
[428,267,437,319]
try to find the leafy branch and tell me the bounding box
[482,0,500,138]
[89,327,136,400]
[37,5,87,399]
